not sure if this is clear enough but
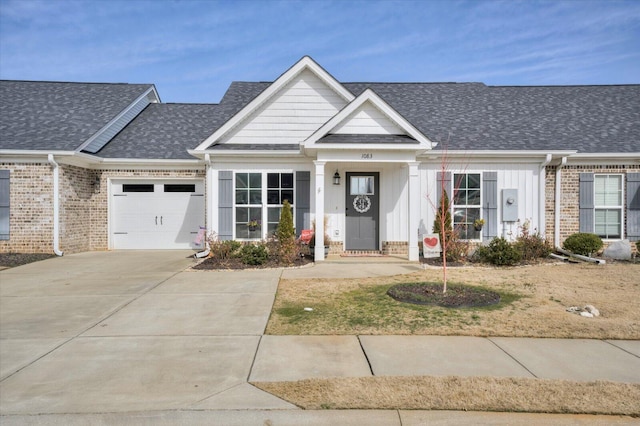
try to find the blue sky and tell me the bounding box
[1,0,639,103]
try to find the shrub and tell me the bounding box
[445,231,469,262]
[514,232,552,261]
[514,220,552,261]
[208,238,242,262]
[433,190,452,248]
[636,240,640,253]
[275,200,299,265]
[475,237,522,266]
[562,233,603,256]
[240,243,269,265]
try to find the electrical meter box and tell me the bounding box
[502,189,519,222]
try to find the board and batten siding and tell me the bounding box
[419,162,543,240]
[219,69,348,145]
[332,103,403,135]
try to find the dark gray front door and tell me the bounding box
[345,172,379,250]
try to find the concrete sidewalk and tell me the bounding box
[1,253,638,424]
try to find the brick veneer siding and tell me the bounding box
[0,163,53,253]
[546,164,640,247]
[0,163,205,254]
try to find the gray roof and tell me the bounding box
[3,77,637,159]
[96,103,222,159]
[206,81,640,153]
[0,80,154,151]
[342,83,640,153]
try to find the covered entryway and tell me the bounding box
[110,180,205,249]
[345,172,379,250]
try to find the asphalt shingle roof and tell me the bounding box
[3,77,638,159]
[0,80,153,151]
[342,83,640,153]
[208,81,639,153]
[96,103,222,159]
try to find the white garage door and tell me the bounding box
[111,180,205,249]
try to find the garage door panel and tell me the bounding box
[111,180,205,249]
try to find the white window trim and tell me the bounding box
[594,173,624,241]
[233,170,296,240]
[451,172,483,241]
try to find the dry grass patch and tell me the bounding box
[252,376,640,416]
[266,263,640,338]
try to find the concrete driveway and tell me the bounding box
[0,251,293,414]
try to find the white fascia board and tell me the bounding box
[75,87,158,153]
[303,88,434,149]
[0,150,102,166]
[418,150,577,160]
[194,56,355,151]
[188,149,304,159]
[567,152,640,164]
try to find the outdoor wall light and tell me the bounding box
[333,170,341,185]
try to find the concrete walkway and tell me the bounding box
[1,252,638,424]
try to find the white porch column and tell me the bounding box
[314,160,326,261]
[408,161,420,261]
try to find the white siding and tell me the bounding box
[419,161,542,241]
[333,102,403,135]
[220,70,347,145]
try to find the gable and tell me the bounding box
[332,101,404,135]
[217,69,348,145]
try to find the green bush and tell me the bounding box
[209,239,242,261]
[240,243,269,265]
[636,240,640,253]
[514,232,552,261]
[475,237,522,266]
[562,233,603,256]
[276,200,299,265]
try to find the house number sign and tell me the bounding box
[353,194,372,213]
[361,153,373,159]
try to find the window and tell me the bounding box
[235,173,262,239]
[267,173,294,235]
[234,172,294,239]
[164,184,195,192]
[594,174,622,239]
[123,184,154,192]
[452,173,481,240]
[350,176,374,195]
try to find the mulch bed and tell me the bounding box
[387,282,501,308]
[193,255,313,270]
[0,253,57,268]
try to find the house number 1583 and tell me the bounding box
[361,153,373,159]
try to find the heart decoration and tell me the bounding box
[424,237,438,248]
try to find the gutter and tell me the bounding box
[195,153,213,259]
[539,154,552,240]
[554,156,568,248]
[47,154,64,256]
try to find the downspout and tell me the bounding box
[195,154,212,259]
[47,154,64,256]
[539,154,552,240]
[554,157,567,248]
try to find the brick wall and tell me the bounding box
[0,163,53,253]
[546,164,640,247]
